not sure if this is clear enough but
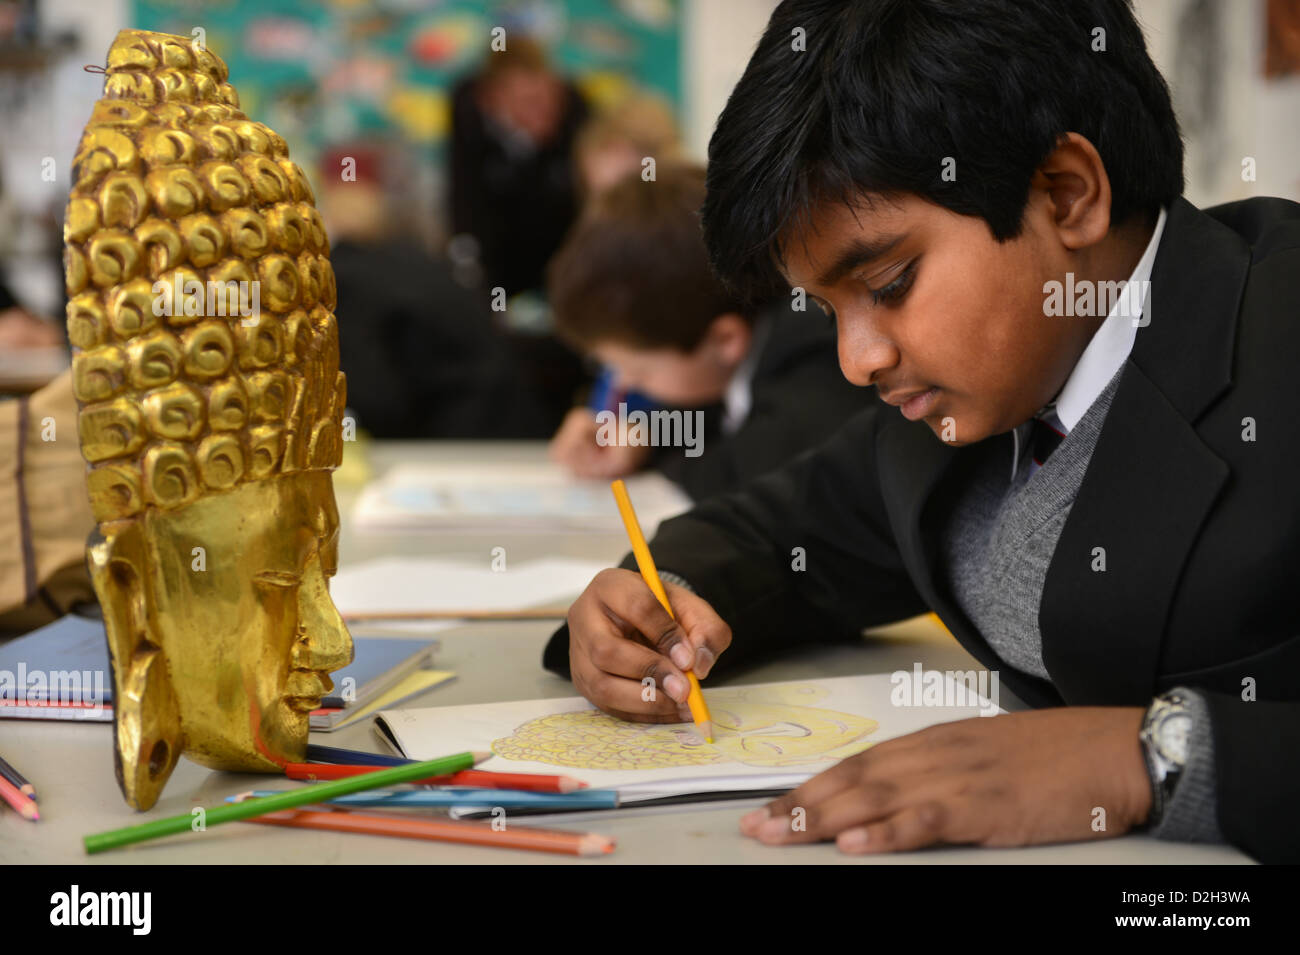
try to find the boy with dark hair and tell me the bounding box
[547,163,871,500]
[544,0,1300,863]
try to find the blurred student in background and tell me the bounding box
[547,164,872,500]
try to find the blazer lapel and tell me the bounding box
[1039,198,1247,704]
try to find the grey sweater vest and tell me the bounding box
[939,366,1222,843]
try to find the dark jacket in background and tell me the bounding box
[448,76,588,297]
[654,298,874,501]
[332,238,545,438]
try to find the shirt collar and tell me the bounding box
[1010,206,1167,479]
[722,314,772,435]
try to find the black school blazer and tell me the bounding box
[544,196,1300,863]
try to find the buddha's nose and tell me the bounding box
[296,558,353,673]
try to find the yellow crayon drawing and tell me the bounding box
[491,683,879,770]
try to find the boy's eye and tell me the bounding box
[864,260,918,307]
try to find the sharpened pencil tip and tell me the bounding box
[698,721,713,743]
[471,750,493,765]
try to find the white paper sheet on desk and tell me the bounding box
[352,461,691,534]
[330,556,610,615]
[374,672,1003,792]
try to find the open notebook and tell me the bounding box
[374,672,1003,812]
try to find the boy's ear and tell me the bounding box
[702,313,752,367]
[1033,131,1113,251]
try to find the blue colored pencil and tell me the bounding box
[232,788,619,810]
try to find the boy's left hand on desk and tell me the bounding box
[739,707,1151,853]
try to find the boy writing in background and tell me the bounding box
[545,0,1300,863]
[547,163,872,500]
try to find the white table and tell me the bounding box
[0,441,1252,864]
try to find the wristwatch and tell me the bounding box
[1138,691,1193,828]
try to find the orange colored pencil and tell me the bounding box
[285,764,587,792]
[0,774,38,821]
[245,808,614,856]
[610,479,713,741]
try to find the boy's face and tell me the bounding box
[591,341,732,407]
[781,191,1103,445]
[591,315,751,408]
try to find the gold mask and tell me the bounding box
[64,29,353,810]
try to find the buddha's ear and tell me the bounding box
[88,523,182,812]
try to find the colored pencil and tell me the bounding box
[234,788,619,810]
[0,773,38,821]
[0,753,36,801]
[305,744,412,767]
[285,763,587,792]
[610,479,713,741]
[82,750,488,854]
[244,807,614,856]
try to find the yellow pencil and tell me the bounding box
[610,479,713,742]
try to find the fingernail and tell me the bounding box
[758,817,788,840]
[838,828,870,851]
[695,645,715,678]
[663,673,688,702]
[670,643,692,669]
[740,808,769,833]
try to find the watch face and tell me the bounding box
[1155,712,1192,765]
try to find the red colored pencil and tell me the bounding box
[285,763,587,793]
[246,808,614,856]
[0,774,38,821]
[0,753,36,801]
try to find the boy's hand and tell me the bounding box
[549,408,651,479]
[566,568,731,722]
[741,707,1151,852]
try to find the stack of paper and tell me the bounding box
[352,462,691,534]
[328,555,611,619]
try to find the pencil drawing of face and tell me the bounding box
[491,684,878,770]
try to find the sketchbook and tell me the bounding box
[374,672,1004,796]
[352,462,691,534]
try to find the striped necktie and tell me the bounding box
[1030,410,1066,467]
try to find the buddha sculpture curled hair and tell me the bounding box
[65,29,353,811]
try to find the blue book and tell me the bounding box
[0,615,437,726]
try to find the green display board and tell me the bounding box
[129,0,682,154]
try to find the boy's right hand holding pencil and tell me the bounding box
[565,567,729,725]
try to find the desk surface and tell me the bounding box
[0,441,1252,864]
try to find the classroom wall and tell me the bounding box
[680,0,778,161]
[1138,0,1300,207]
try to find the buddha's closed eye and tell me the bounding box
[254,570,302,588]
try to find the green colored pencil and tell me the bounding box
[83,750,489,855]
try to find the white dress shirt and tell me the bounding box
[1013,206,1168,481]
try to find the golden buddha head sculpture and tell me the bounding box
[64,29,353,810]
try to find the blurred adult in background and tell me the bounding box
[321,146,544,438]
[449,36,588,297]
[447,37,591,435]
